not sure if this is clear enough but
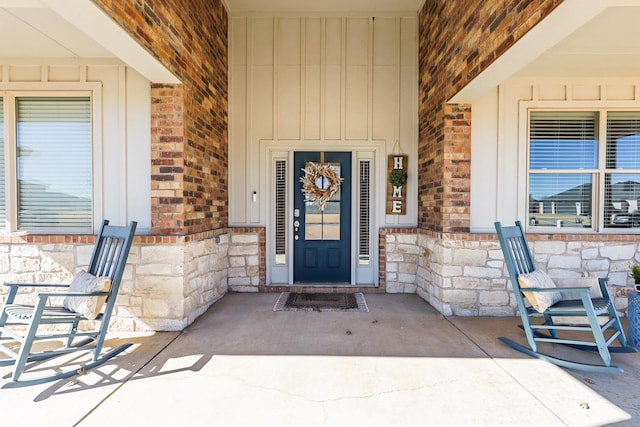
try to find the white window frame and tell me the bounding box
[0,83,103,234]
[525,106,640,233]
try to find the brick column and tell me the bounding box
[443,104,471,232]
[93,0,228,236]
[418,0,563,233]
[151,84,185,235]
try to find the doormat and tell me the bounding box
[273,292,369,312]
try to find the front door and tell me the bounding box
[293,152,351,283]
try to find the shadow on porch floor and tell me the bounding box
[2,293,639,426]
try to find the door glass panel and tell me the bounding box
[359,160,370,265]
[274,160,287,264]
[0,97,5,228]
[304,161,341,240]
[322,200,340,240]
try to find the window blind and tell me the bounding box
[604,112,640,228]
[606,112,640,170]
[16,97,92,232]
[528,111,596,228]
[529,111,598,170]
[359,160,370,265]
[274,160,286,264]
[0,98,5,228]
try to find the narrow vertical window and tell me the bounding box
[359,160,370,264]
[274,160,287,264]
[16,97,92,232]
[0,97,5,228]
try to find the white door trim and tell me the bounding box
[260,139,386,286]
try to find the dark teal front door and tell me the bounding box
[294,152,351,283]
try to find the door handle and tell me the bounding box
[293,220,300,240]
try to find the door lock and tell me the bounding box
[294,220,300,240]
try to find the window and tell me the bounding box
[528,110,640,231]
[0,95,93,233]
[358,160,370,265]
[304,161,342,241]
[0,97,5,228]
[605,112,640,229]
[274,159,287,264]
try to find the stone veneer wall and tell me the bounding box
[382,229,638,317]
[0,228,263,332]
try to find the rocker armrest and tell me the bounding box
[36,291,108,299]
[3,283,70,288]
[524,286,592,293]
[2,283,72,304]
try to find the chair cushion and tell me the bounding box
[517,269,562,313]
[63,271,111,320]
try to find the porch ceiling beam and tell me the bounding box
[448,0,619,104]
[40,0,180,84]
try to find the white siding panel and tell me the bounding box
[278,65,301,139]
[345,65,368,140]
[125,68,152,233]
[252,18,274,66]
[346,18,368,66]
[572,84,601,100]
[538,84,566,101]
[88,66,123,225]
[251,67,274,140]
[373,17,395,66]
[345,18,369,140]
[231,17,247,66]
[470,88,499,232]
[277,16,301,140]
[48,65,82,82]
[324,18,342,140]
[372,66,394,141]
[228,13,418,229]
[9,65,40,82]
[324,64,342,139]
[278,18,300,65]
[230,17,248,223]
[305,18,322,140]
[606,84,636,100]
[305,66,321,140]
[230,64,247,223]
[400,17,415,68]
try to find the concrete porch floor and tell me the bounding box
[1,293,639,426]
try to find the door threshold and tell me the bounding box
[264,283,383,293]
[267,283,379,288]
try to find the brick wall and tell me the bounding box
[92,0,229,235]
[151,84,185,234]
[418,0,563,232]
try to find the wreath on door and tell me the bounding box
[300,162,343,211]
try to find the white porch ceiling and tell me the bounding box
[514,5,640,78]
[223,0,424,13]
[0,1,112,58]
[0,0,638,90]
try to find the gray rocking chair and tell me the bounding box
[494,221,635,373]
[0,220,136,388]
